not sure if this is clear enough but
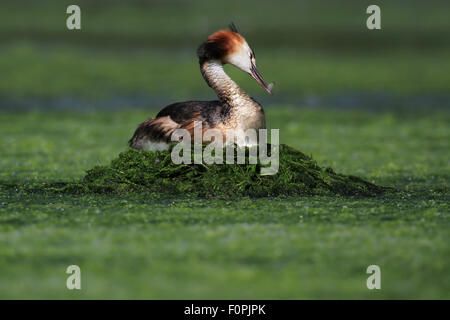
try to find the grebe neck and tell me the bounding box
[200,59,253,108]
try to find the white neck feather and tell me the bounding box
[201,60,252,106]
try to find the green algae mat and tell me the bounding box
[65,144,387,197]
[0,109,448,299]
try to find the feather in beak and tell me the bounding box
[250,63,273,94]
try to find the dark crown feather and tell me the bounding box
[229,22,240,34]
[197,23,241,64]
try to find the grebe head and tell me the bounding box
[198,23,273,94]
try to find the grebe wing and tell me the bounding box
[129,100,222,149]
[156,100,222,124]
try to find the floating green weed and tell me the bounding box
[64,144,387,197]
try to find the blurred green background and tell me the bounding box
[0,0,448,299]
[1,0,449,106]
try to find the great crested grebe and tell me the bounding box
[129,23,273,151]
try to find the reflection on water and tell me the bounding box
[1,93,449,113]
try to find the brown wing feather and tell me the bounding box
[129,111,224,150]
[178,111,221,140]
[129,99,229,150]
[128,116,179,149]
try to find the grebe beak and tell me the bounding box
[250,63,272,94]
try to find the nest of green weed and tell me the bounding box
[63,144,387,197]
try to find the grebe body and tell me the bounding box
[129,24,272,151]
